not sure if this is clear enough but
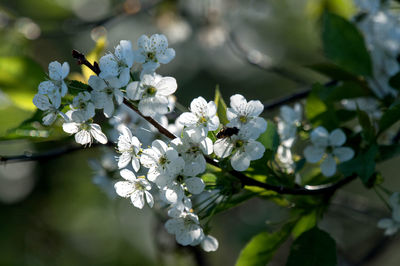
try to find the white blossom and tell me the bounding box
[99,40,134,87]
[126,73,177,116]
[178,96,219,142]
[355,4,400,98]
[304,127,354,177]
[214,128,265,171]
[32,93,65,125]
[226,94,267,139]
[117,125,142,171]
[165,212,204,246]
[42,61,70,97]
[114,169,154,209]
[171,129,213,176]
[134,34,175,75]
[71,91,95,121]
[201,235,219,252]
[276,104,302,172]
[167,196,193,218]
[140,139,185,187]
[89,75,124,118]
[378,192,400,235]
[62,112,107,146]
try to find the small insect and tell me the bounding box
[216,127,239,139]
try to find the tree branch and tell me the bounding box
[228,31,309,85]
[0,142,112,164]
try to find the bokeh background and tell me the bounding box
[1,0,400,265]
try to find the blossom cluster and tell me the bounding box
[31,3,400,248]
[32,33,270,251]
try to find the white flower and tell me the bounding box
[178,96,219,142]
[277,145,295,173]
[226,94,267,139]
[99,40,134,87]
[32,93,65,125]
[117,125,142,171]
[304,127,354,177]
[214,128,265,171]
[378,192,400,235]
[38,81,61,109]
[114,169,154,209]
[277,103,302,147]
[134,34,175,74]
[171,129,213,176]
[140,140,185,187]
[71,91,95,121]
[341,97,382,120]
[62,112,108,146]
[356,5,400,98]
[276,104,302,173]
[201,235,219,252]
[165,212,204,246]
[126,73,177,116]
[43,61,70,97]
[89,75,124,118]
[168,196,192,218]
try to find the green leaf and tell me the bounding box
[379,102,400,134]
[322,12,372,76]
[338,144,378,184]
[378,144,400,162]
[326,81,370,101]
[357,109,375,142]
[214,85,229,125]
[286,227,337,266]
[307,62,358,81]
[305,83,339,130]
[257,120,280,153]
[0,56,46,110]
[236,223,295,266]
[389,72,400,90]
[67,80,91,94]
[291,212,318,239]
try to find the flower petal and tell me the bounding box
[185,177,205,195]
[114,181,134,197]
[333,147,354,162]
[310,126,329,147]
[329,128,346,147]
[321,155,337,177]
[304,145,324,163]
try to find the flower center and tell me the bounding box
[106,87,114,95]
[177,175,184,183]
[79,101,86,109]
[80,123,90,131]
[326,146,334,153]
[159,156,167,165]
[144,86,157,97]
[147,52,156,61]
[199,116,207,124]
[239,115,247,123]
[235,140,244,149]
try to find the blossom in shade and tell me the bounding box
[99,40,134,87]
[304,127,354,177]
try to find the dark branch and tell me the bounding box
[72,49,101,75]
[0,142,112,164]
[228,31,309,85]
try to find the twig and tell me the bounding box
[0,142,112,164]
[228,31,309,85]
[72,50,101,75]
